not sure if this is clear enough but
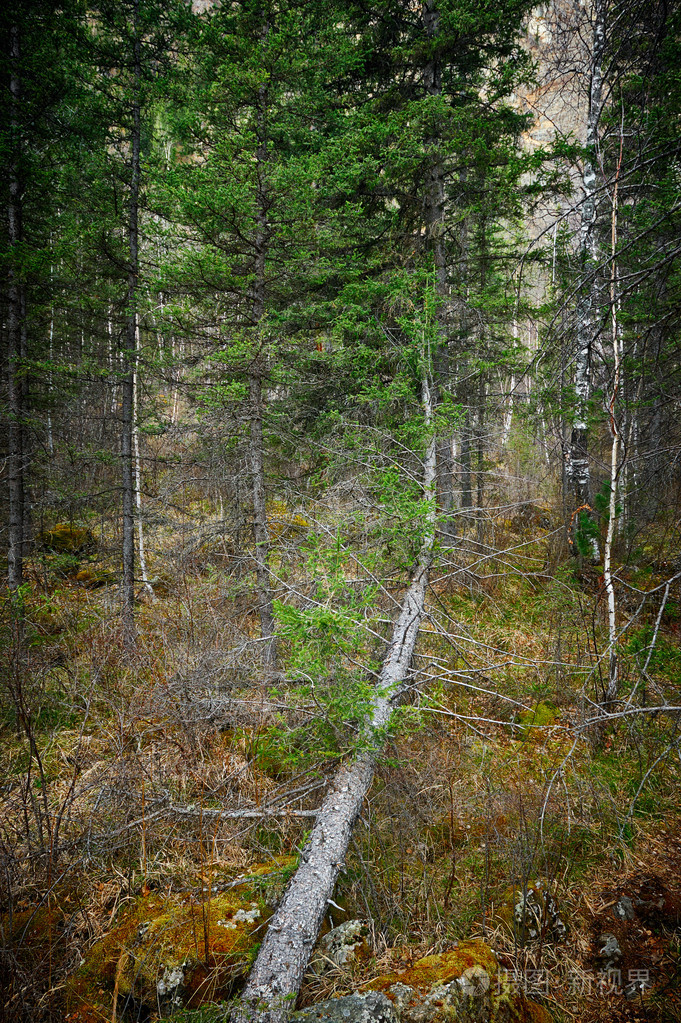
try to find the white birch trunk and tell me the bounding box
[133,334,154,599]
[603,135,623,705]
[502,320,518,448]
[568,0,606,561]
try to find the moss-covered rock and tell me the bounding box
[75,567,114,588]
[365,941,551,1023]
[65,874,278,1020]
[39,524,97,557]
[496,881,566,945]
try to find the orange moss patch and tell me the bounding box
[367,939,499,992]
[65,886,269,1018]
[365,942,552,1023]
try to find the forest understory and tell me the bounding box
[3,477,681,1023]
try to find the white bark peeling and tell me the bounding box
[235,377,437,1023]
[568,0,607,533]
[603,137,623,705]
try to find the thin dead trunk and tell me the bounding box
[7,23,24,597]
[236,372,437,1023]
[248,35,278,670]
[47,302,54,457]
[121,1,141,652]
[568,0,606,560]
[250,367,277,668]
[460,408,472,511]
[133,333,153,599]
[476,380,485,540]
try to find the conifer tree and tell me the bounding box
[83,0,190,650]
[1,0,89,604]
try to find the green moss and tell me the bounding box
[625,625,681,680]
[4,904,64,957]
[75,567,113,588]
[246,853,297,878]
[516,702,557,741]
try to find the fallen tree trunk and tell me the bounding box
[235,378,437,1023]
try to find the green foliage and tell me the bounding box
[626,626,681,679]
[574,509,601,560]
[593,481,622,522]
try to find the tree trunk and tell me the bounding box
[603,137,623,706]
[476,380,485,540]
[7,23,24,597]
[249,367,277,668]
[121,1,141,652]
[423,2,454,541]
[568,0,606,560]
[422,1,446,291]
[133,334,154,598]
[248,39,278,670]
[236,374,437,1023]
[437,435,454,539]
[460,408,472,512]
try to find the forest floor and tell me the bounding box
[2,499,681,1023]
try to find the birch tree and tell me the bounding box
[567,0,607,560]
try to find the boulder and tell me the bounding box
[497,880,566,944]
[38,524,97,557]
[311,919,369,974]
[64,866,290,1020]
[364,940,551,1023]
[296,992,397,1023]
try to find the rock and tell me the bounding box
[39,524,97,557]
[597,933,621,966]
[312,920,369,973]
[498,880,566,944]
[157,963,186,1009]
[296,992,398,1023]
[64,866,287,1020]
[365,940,551,1023]
[614,896,635,921]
